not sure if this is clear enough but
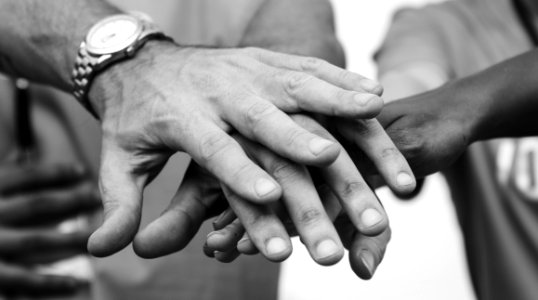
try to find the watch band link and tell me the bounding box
[72,42,100,118]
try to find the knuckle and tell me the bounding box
[379,147,402,160]
[284,128,308,149]
[391,131,426,159]
[337,69,357,83]
[229,162,253,184]
[297,208,324,226]
[339,181,369,199]
[198,132,232,164]
[244,102,277,130]
[285,72,313,97]
[300,57,324,73]
[352,119,381,138]
[270,161,302,181]
[334,88,348,101]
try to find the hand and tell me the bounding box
[0,163,100,297]
[87,41,386,257]
[338,83,474,178]
[132,114,414,275]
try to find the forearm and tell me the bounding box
[239,0,345,67]
[0,0,121,91]
[460,49,538,141]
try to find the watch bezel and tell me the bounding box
[85,14,143,55]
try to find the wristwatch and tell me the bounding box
[72,13,172,118]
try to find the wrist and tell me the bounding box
[449,76,493,144]
[87,40,180,119]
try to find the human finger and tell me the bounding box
[293,115,388,236]
[133,162,225,258]
[235,135,344,265]
[87,141,144,257]
[221,97,341,166]
[237,233,259,255]
[337,118,416,196]
[212,207,236,230]
[222,185,292,262]
[348,227,391,280]
[253,49,384,95]
[213,248,241,263]
[206,218,245,252]
[168,120,282,204]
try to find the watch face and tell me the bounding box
[86,15,142,55]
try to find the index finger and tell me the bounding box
[253,49,383,95]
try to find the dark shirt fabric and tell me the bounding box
[376,0,538,299]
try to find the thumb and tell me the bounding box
[88,142,144,257]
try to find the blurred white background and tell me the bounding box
[280,1,476,299]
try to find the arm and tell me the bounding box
[374,49,538,177]
[0,1,120,91]
[460,49,538,140]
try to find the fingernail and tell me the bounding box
[315,239,340,260]
[238,237,250,247]
[397,172,415,186]
[309,138,334,156]
[213,209,234,230]
[255,178,278,198]
[206,231,222,239]
[361,208,383,228]
[359,79,383,94]
[360,250,377,277]
[265,237,288,256]
[237,237,250,246]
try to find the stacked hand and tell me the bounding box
[128,109,415,279]
[0,163,100,297]
[342,81,475,179]
[166,79,479,279]
[86,42,417,263]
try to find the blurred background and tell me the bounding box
[280,1,475,299]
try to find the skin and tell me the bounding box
[201,39,538,280]
[0,0,399,258]
[361,49,538,178]
[135,115,405,265]
[138,0,414,279]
